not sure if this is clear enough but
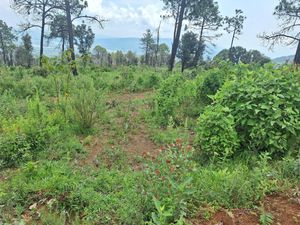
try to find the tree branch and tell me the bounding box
[72,15,106,28]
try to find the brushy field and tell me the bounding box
[0,60,299,224]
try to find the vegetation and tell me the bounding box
[0,58,299,224]
[0,0,300,224]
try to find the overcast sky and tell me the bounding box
[0,0,296,58]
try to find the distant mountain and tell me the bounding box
[272,55,294,64]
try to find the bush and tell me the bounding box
[195,105,240,161]
[0,96,68,168]
[195,63,238,108]
[154,75,184,126]
[0,134,31,168]
[32,66,49,77]
[70,77,104,133]
[196,69,224,106]
[215,66,300,156]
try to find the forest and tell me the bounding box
[0,0,299,224]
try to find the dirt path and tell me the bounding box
[83,90,158,166]
[190,190,300,225]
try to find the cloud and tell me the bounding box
[86,0,164,30]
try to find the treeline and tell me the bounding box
[161,0,300,71]
[92,43,170,67]
[0,0,104,75]
[1,0,300,73]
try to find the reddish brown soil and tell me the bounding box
[123,124,159,157]
[83,91,157,166]
[191,191,300,225]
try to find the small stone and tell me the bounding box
[29,203,37,210]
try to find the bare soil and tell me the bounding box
[190,191,300,225]
[83,91,158,166]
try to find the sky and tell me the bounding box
[0,0,296,58]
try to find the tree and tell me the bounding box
[229,46,247,64]
[162,0,192,71]
[214,46,246,64]
[189,0,223,65]
[155,21,162,68]
[242,50,271,65]
[0,20,17,66]
[15,33,34,68]
[12,0,59,66]
[177,31,198,72]
[125,51,139,66]
[260,0,300,64]
[140,29,155,65]
[214,47,271,65]
[74,23,95,55]
[93,45,108,66]
[60,0,104,75]
[158,43,170,66]
[47,14,69,54]
[113,51,126,66]
[224,9,246,50]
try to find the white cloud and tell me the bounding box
[86,0,165,30]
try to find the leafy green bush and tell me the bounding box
[0,134,31,168]
[0,96,69,168]
[215,66,300,156]
[154,75,184,126]
[196,69,225,106]
[195,105,240,161]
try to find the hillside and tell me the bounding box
[272,55,294,64]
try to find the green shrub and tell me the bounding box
[0,96,69,168]
[70,77,104,133]
[196,69,224,106]
[0,90,20,119]
[0,134,31,168]
[215,66,300,156]
[32,66,49,77]
[154,75,184,126]
[195,105,240,161]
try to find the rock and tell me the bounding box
[29,203,37,210]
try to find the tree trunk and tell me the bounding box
[62,37,65,53]
[294,40,300,64]
[61,36,65,62]
[155,21,161,69]
[169,0,187,71]
[193,18,205,66]
[229,27,236,50]
[229,27,237,63]
[173,4,180,41]
[145,43,149,65]
[40,6,46,67]
[181,61,185,73]
[8,50,13,66]
[65,0,78,76]
[0,32,7,65]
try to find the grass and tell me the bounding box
[0,63,299,224]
